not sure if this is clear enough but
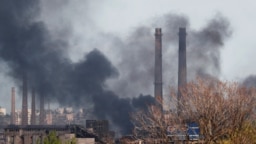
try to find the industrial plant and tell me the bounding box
[0,26,191,144]
[3,0,256,143]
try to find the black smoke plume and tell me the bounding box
[0,0,154,134]
[104,13,232,99]
[187,15,232,79]
[0,0,232,134]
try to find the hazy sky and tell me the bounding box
[1,0,256,112]
[40,0,256,80]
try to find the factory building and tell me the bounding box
[4,125,103,144]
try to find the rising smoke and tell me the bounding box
[187,15,232,80]
[105,13,232,97]
[242,75,256,88]
[0,0,232,134]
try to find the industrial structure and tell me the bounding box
[21,74,28,126]
[11,87,15,125]
[4,125,103,144]
[86,120,115,140]
[31,89,36,125]
[39,95,45,125]
[154,28,163,111]
[0,27,189,143]
[177,28,187,115]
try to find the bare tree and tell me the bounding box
[131,78,256,143]
[131,94,183,143]
[180,79,256,143]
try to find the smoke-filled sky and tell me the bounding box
[0,0,256,134]
[39,0,254,79]
[38,0,256,95]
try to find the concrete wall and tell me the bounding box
[77,138,95,144]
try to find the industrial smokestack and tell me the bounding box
[31,88,36,125]
[11,87,15,125]
[177,27,187,115]
[22,73,28,125]
[154,28,163,110]
[39,95,45,125]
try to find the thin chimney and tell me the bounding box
[47,99,52,125]
[177,27,187,115]
[39,95,45,125]
[31,88,36,125]
[154,28,163,111]
[11,87,15,125]
[22,73,28,125]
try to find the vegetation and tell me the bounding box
[132,102,172,143]
[222,122,256,144]
[37,131,76,144]
[43,131,61,144]
[64,137,76,144]
[131,78,256,143]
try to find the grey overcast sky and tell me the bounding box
[1,0,256,112]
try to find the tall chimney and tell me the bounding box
[46,99,52,125]
[39,95,45,125]
[22,73,28,125]
[31,88,36,125]
[177,27,187,115]
[11,87,16,125]
[154,28,163,111]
